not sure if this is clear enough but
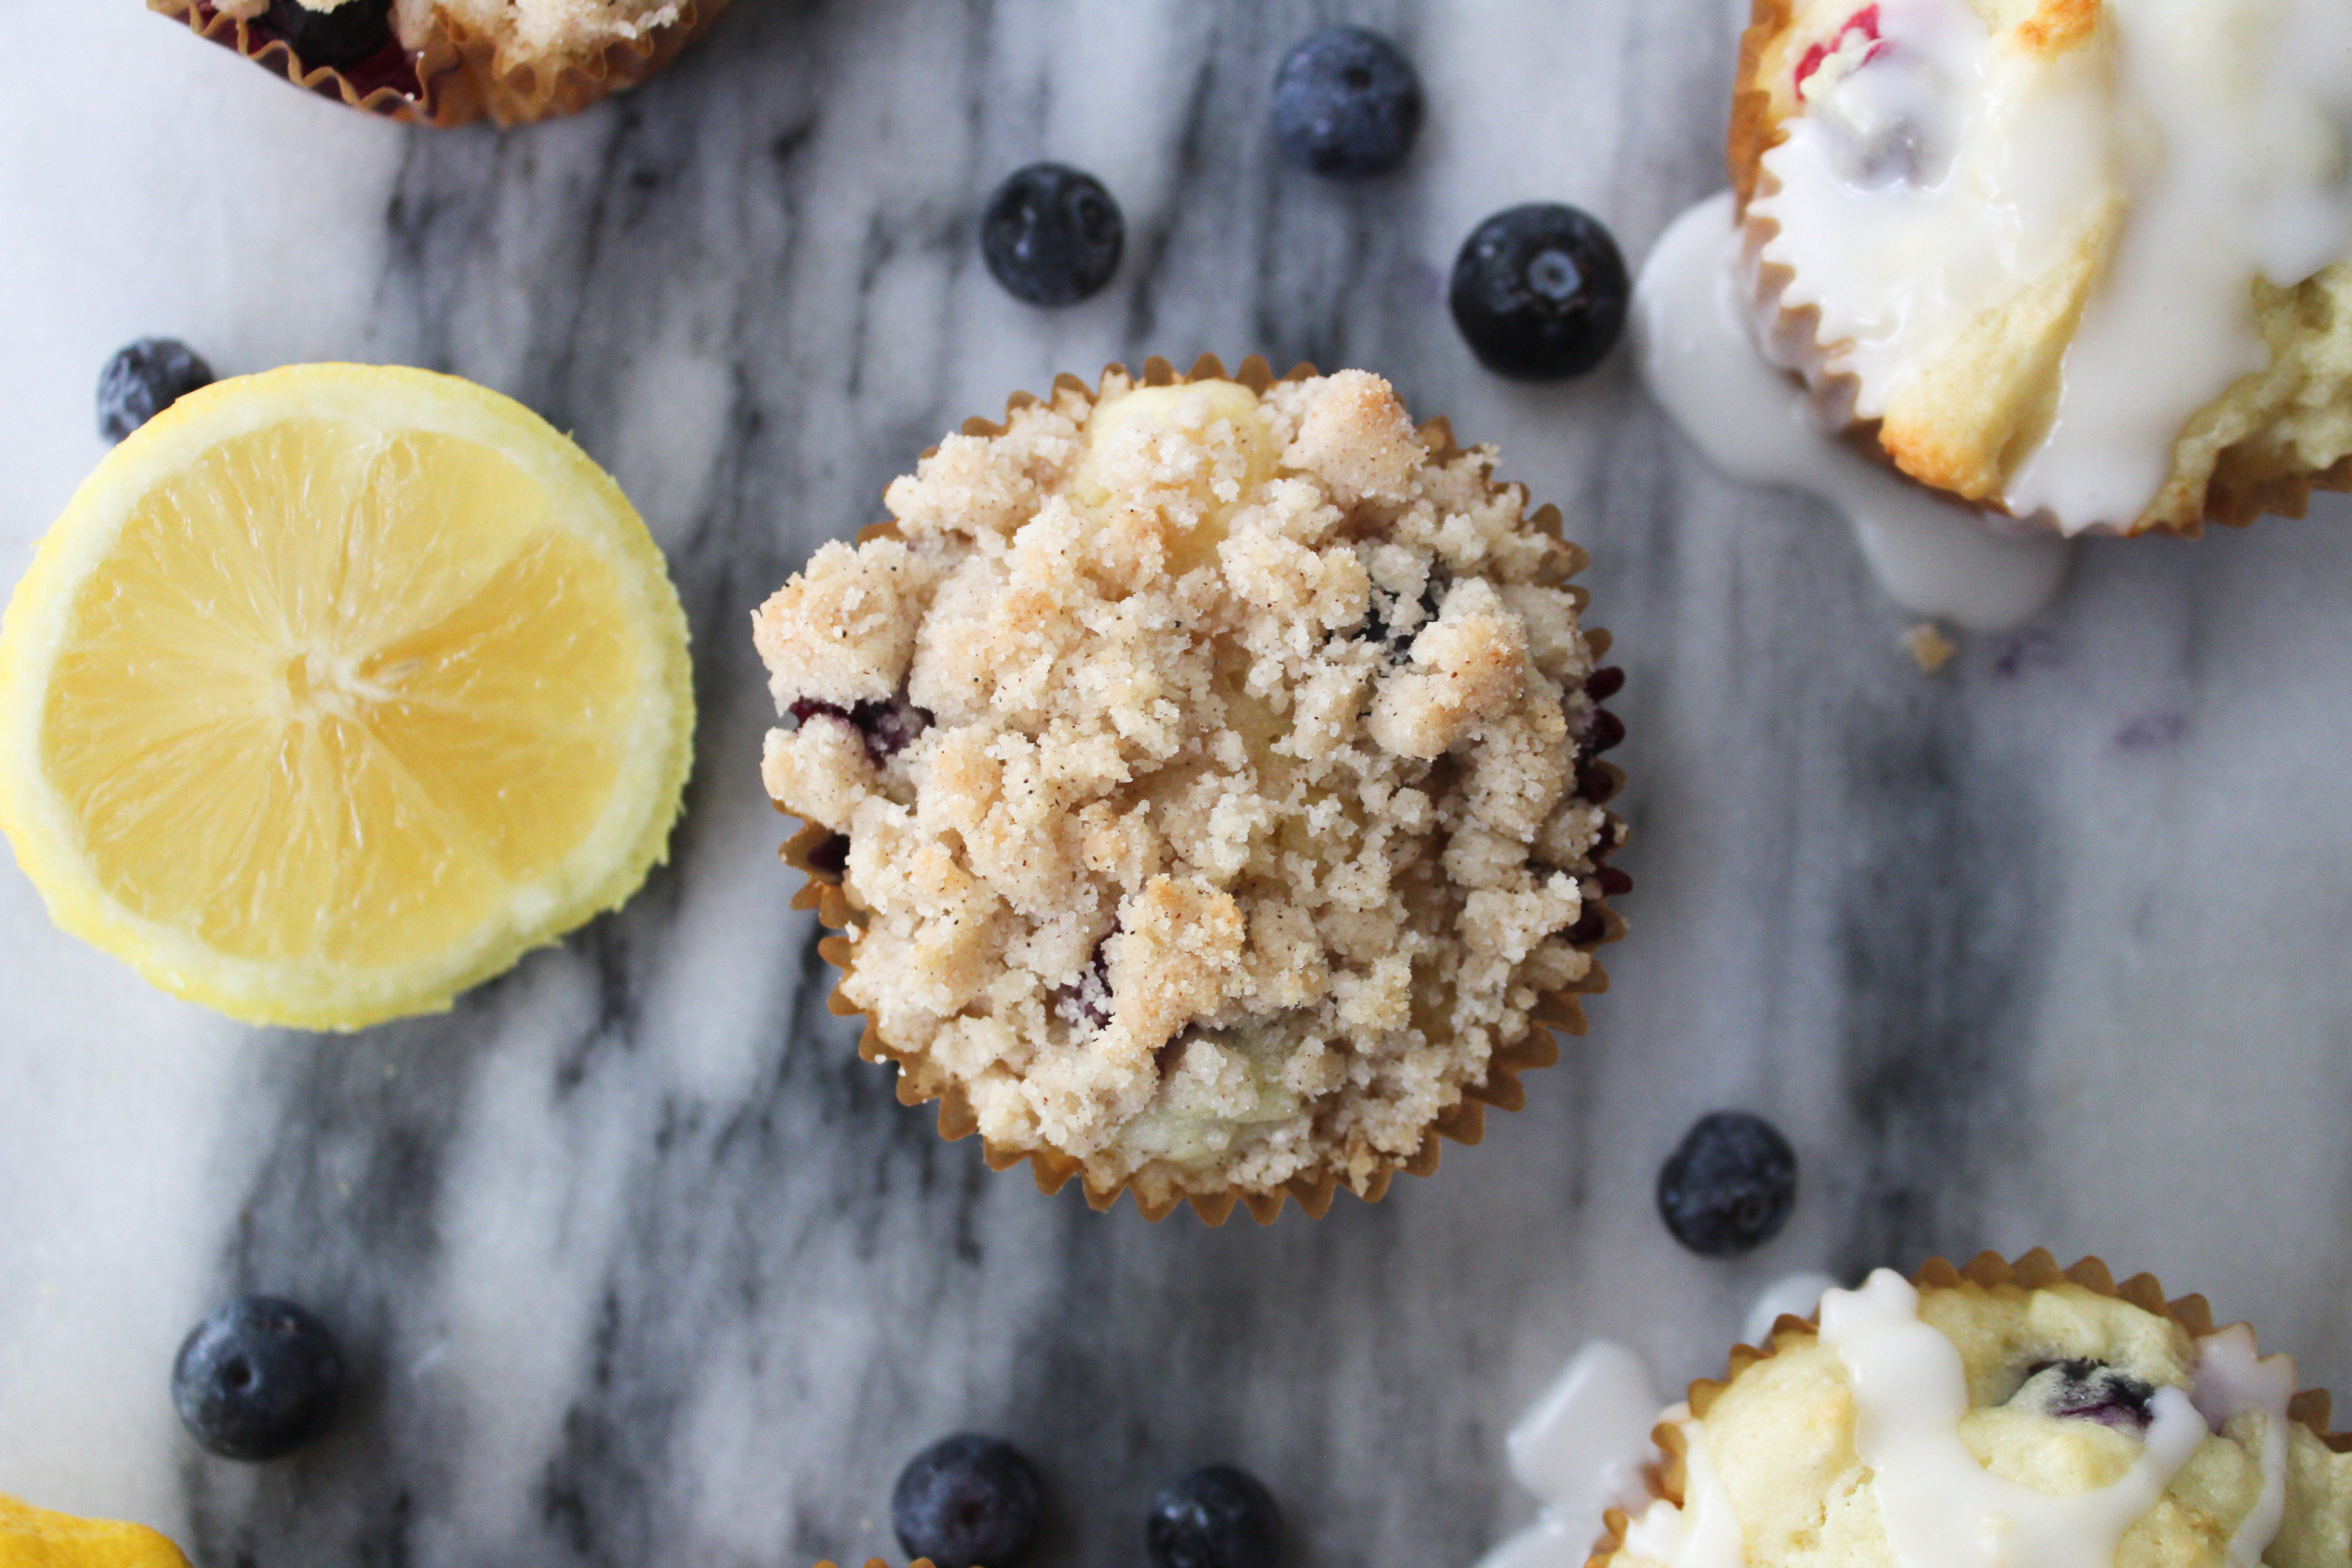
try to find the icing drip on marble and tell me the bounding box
[1818,1270,2206,1568]
[1633,193,2073,632]
[2191,1325,2297,1568]
[1477,1343,1666,1568]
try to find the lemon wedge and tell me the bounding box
[0,1494,188,1568]
[0,363,694,1030]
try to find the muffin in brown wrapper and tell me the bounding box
[764,354,1628,1226]
[148,0,725,127]
[1727,0,2352,537]
[1587,1248,2352,1568]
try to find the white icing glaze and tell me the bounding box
[1742,1271,1838,1348]
[1753,0,2352,532]
[1633,192,2073,632]
[2192,1324,2298,1568]
[1617,1420,1747,1568]
[1476,1343,1668,1568]
[1508,1340,1667,1515]
[1818,1269,2207,1568]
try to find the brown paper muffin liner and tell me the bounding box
[777,352,1629,1228]
[1584,1248,2352,1568]
[147,0,725,127]
[1725,0,2352,538]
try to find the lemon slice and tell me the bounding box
[0,1493,188,1568]
[0,363,694,1030]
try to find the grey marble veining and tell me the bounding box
[8,3,2352,1567]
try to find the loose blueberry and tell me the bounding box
[790,696,933,767]
[2012,1358,2156,1432]
[1656,1111,1797,1258]
[892,1434,1044,1568]
[1146,1464,1282,1568]
[1450,204,1629,382]
[265,0,395,69]
[980,164,1124,308]
[96,338,215,444]
[1271,25,1423,178]
[171,1295,345,1461]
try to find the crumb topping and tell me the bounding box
[755,369,1618,1206]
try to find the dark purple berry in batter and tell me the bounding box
[2014,1358,2156,1432]
[790,696,932,768]
[265,0,394,69]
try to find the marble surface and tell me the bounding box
[7,4,2352,1566]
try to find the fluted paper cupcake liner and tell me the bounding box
[778,352,1628,1227]
[148,0,724,127]
[1584,1248,2352,1568]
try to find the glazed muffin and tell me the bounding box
[1594,1252,2352,1568]
[151,0,723,125]
[755,357,1627,1222]
[1730,0,2352,535]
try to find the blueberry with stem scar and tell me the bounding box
[892,1434,1044,1568]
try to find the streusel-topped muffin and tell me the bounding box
[1731,0,2352,534]
[755,358,1626,1222]
[1596,1253,2352,1568]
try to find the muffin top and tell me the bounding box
[1601,1267,2352,1568]
[1733,0,2352,535]
[753,366,1621,1213]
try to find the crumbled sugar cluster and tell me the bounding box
[754,370,1617,1206]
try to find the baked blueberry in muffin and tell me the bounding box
[1597,1253,2352,1568]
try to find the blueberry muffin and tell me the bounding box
[1594,1252,2352,1568]
[1731,0,2352,535]
[755,356,1627,1223]
[151,0,722,125]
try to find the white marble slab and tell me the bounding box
[5,3,2352,1566]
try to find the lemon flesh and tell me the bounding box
[0,364,694,1030]
[0,1494,189,1568]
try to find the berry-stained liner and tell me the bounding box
[777,352,1630,1227]
[1583,1248,2352,1568]
[147,0,725,127]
